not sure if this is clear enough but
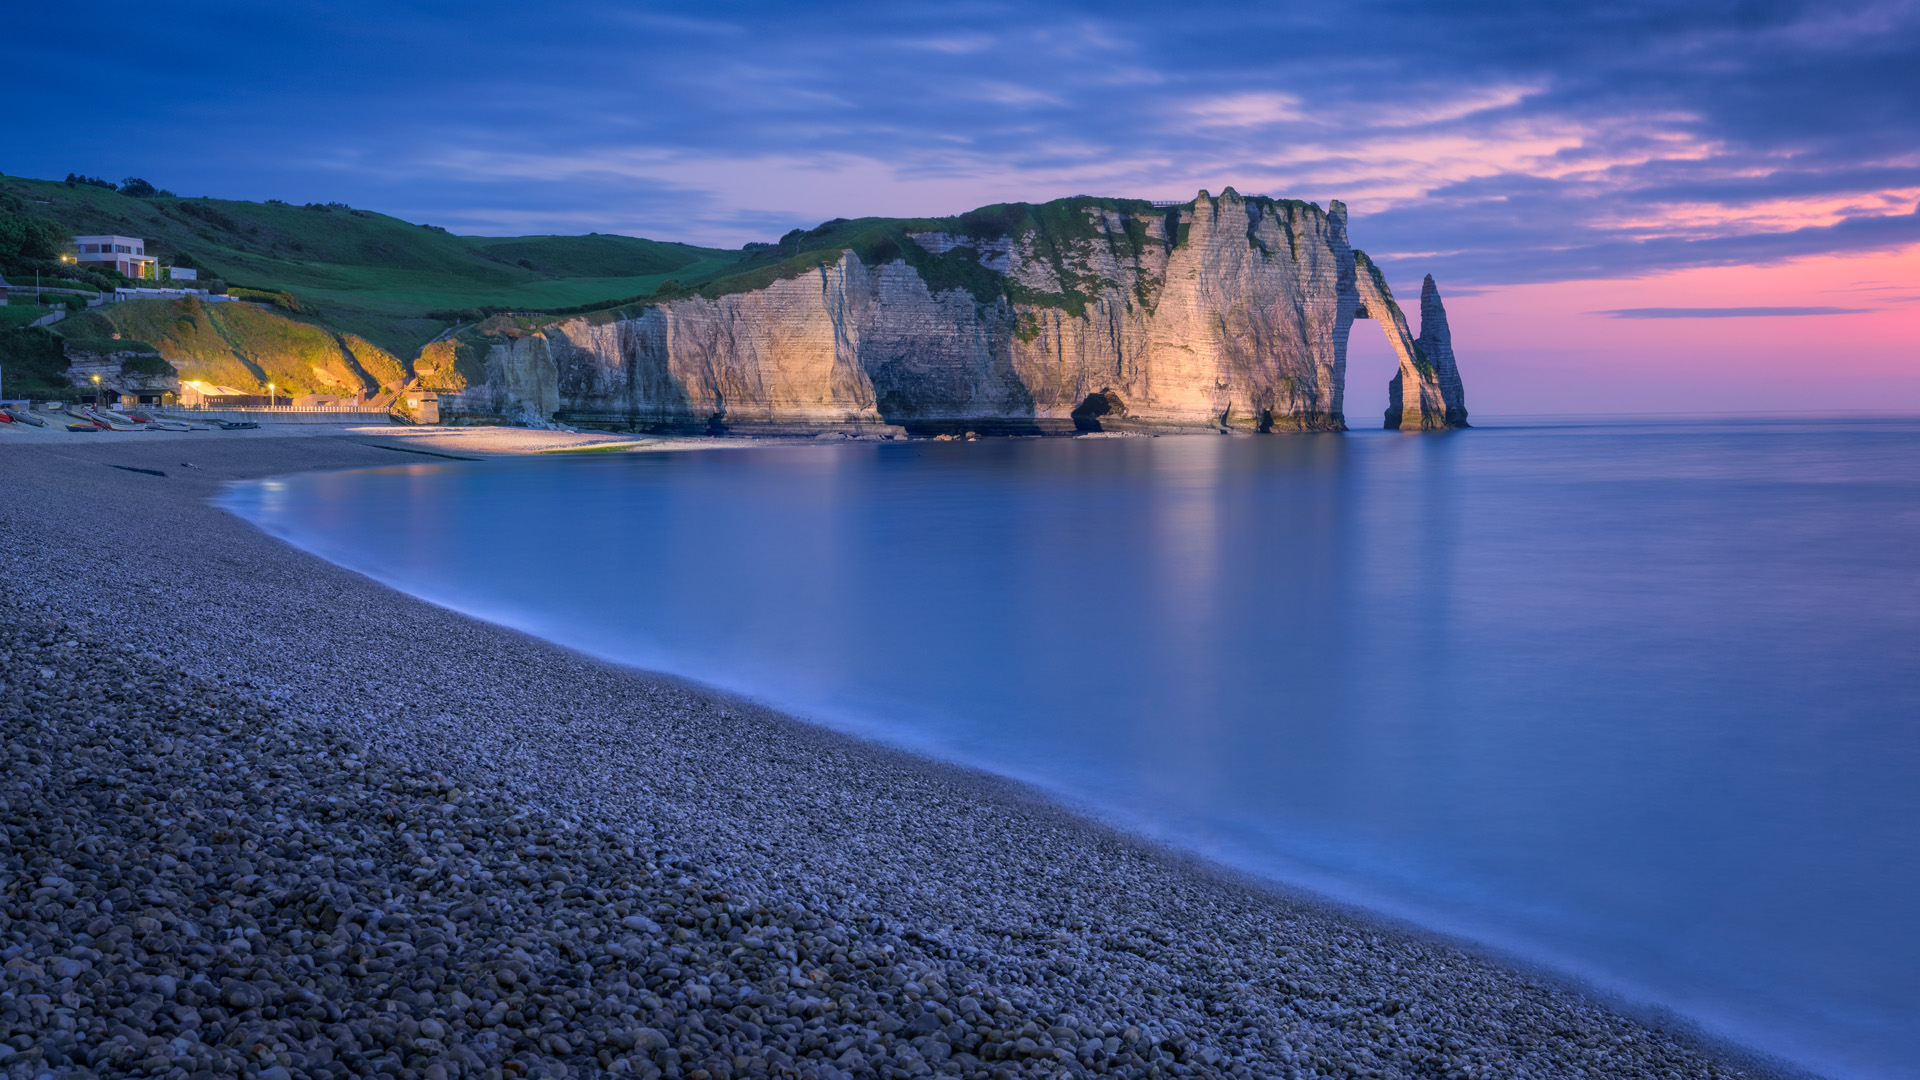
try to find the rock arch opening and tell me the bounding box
[1343,310,1405,426]
[1343,255,1470,430]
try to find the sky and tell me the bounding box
[5,0,1917,413]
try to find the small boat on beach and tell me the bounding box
[82,408,145,432]
[4,408,49,427]
[127,410,195,432]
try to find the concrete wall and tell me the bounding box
[161,408,396,425]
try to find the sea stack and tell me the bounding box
[1395,275,1469,430]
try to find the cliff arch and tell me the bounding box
[1346,252,1469,430]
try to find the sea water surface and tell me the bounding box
[222,418,1920,1079]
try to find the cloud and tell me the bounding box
[1182,93,1306,128]
[4,0,1918,276]
[1597,306,1874,318]
[896,33,995,55]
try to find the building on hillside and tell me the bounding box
[403,390,440,424]
[292,392,364,408]
[0,272,9,302]
[179,380,260,407]
[113,286,212,302]
[170,267,198,281]
[71,235,157,279]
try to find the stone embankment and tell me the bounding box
[0,437,1771,1080]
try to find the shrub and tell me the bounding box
[119,177,173,198]
[231,286,312,314]
[958,205,1027,241]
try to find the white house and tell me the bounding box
[71,235,158,279]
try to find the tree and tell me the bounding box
[119,177,159,197]
[0,211,71,262]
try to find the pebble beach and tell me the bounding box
[0,429,1797,1080]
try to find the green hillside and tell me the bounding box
[0,174,745,356]
[78,301,413,400]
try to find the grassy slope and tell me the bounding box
[0,175,745,357]
[60,301,410,399]
[0,305,50,330]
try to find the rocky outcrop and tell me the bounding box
[62,340,178,400]
[1409,275,1469,429]
[1355,259,1470,430]
[441,191,1467,433]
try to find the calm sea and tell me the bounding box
[222,418,1920,1079]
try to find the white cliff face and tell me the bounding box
[445,191,1467,433]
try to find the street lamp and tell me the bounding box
[91,373,102,408]
[267,382,274,409]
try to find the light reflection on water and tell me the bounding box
[221,418,1920,1079]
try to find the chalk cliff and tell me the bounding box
[439,190,1467,433]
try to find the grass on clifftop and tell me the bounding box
[656,192,1325,318]
[677,197,1178,316]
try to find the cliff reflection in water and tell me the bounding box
[223,420,1920,1080]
